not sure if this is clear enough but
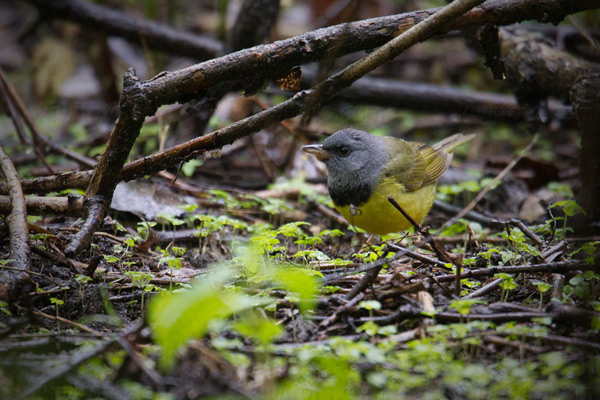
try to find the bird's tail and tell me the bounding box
[432,133,476,154]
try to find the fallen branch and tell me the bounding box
[361,301,600,326]
[499,27,600,231]
[309,72,573,125]
[0,194,85,216]
[19,338,118,399]
[463,277,503,299]
[65,195,108,255]
[424,260,591,283]
[0,146,33,302]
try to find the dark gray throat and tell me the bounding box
[328,175,374,207]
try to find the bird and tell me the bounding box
[302,128,474,235]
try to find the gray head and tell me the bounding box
[302,128,389,206]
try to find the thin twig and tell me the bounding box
[463,277,503,299]
[29,308,103,336]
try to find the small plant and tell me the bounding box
[500,227,542,265]
[449,299,487,322]
[158,246,185,291]
[494,273,518,302]
[124,271,155,311]
[75,274,92,308]
[569,241,599,265]
[103,243,135,272]
[0,300,10,316]
[49,297,64,330]
[546,200,586,240]
[562,271,599,302]
[293,249,329,265]
[357,320,397,337]
[359,300,382,319]
[531,280,552,309]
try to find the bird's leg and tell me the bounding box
[356,233,376,253]
[365,234,375,245]
[388,195,455,266]
[348,203,374,252]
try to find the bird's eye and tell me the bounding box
[339,146,351,157]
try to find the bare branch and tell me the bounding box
[0,146,33,302]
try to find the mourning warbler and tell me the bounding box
[302,129,474,235]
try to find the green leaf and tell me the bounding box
[359,300,382,311]
[49,297,64,306]
[319,229,344,238]
[272,266,319,312]
[495,273,518,290]
[181,159,203,177]
[532,281,552,293]
[449,299,487,315]
[103,255,119,264]
[75,274,92,285]
[148,267,263,369]
[551,200,586,217]
[276,221,309,238]
[234,311,283,345]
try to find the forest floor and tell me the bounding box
[1,1,599,399]
[1,129,599,399]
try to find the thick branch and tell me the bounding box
[0,195,85,217]
[64,196,108,256]
[572,76,600,232]
[139,0,599,110]
[500,28,600,99]
[65,69,152,255]
[0,146,32,302]
[111,0,491,182]
[85,70,150,201]
[324,74,573,124]
[1,171,92,196]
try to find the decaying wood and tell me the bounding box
[0,194,85,216]
[322,73,573,125]
[0,146,33,302]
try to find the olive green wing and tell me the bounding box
[418,144,451,187]
[381,137,450,192]
[418,133,476,187]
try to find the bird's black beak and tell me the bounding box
[302,144,330,161]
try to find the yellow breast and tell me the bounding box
[335,177,437,235]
